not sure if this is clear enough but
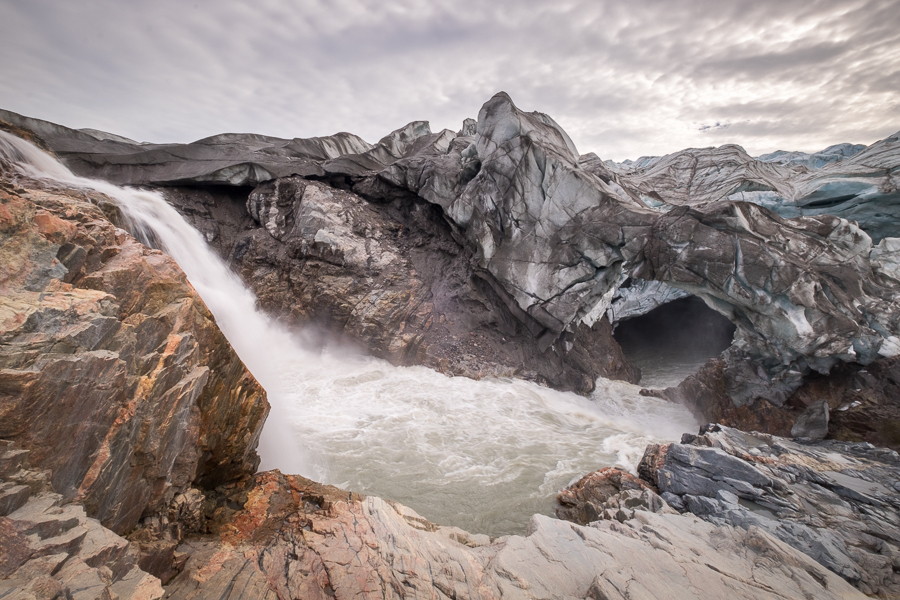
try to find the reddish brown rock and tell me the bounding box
[160,469,861,600]
[556,467,667,525]
[0,174,268,539]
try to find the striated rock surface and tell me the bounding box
[648,354,900,449]
[639,424,900,596]
[1,109,895,599]
[162,470,862,600]
[380,93,900,407]
[611,131,900,244]
[0,441,164,600]
[758,142,867,169]
[0,140,268,539]
[617,143,802,207]
[605,278,690,325]
[0,108,374,186]
[165,174,638,392]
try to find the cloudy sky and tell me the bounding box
[1,0,897,160]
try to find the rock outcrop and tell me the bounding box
[758,142,867,169]
[0,441,165,600]
[378,93,900,408]
[160,469,862,600]
[648,353,900,449]
[3,105,899,599]
[636,424,900,597]
[0,108,374,186]
[0,136,268,568]
[162,174,638,393]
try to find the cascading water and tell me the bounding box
[1,130,699,536]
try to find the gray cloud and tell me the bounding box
[0,0,897,160]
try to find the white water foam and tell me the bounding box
[1,130,699,535]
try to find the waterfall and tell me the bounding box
[0,130,699,536]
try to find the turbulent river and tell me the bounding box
[2,130,700,536]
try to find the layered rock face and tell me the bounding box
[0,138,268,538]
[3,102,900,599]
[0,108,374,186]
[635,424,900,597]
[607,131,900,244]
[0,109,640,393]
[163,175,637,393]
[650,353,900,449]
[0,441,164,599]
[378,93,900,408]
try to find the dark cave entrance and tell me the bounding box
[613,295,736,388]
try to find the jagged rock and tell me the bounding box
[170,174,638,392]
[611,131,900,244]
[457,117,477,137]
[639,424,900,596]
[0,443,163,599]
[791,399,830,440]
[648,354,900,449]
[0,142,268,539]
[619,144,802,207]
[555,467,675,525]
[7,97,900,408]
[605,278,691,324]
[379,93,900,406]
[758,143,867,169]
[163,470,862,600]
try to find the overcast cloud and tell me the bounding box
[0,0,897,160]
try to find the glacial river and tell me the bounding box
[2,130,700,536]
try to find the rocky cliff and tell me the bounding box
[0,129,269,594]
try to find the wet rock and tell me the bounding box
[638,424,900,596]
[791,399,830,440]
[8,97,900,408]
[169,175,638,392]
[0,162,268,539]
[650,354,900,450]
[378,92,900,407]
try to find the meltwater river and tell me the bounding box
[1,130,699,536]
